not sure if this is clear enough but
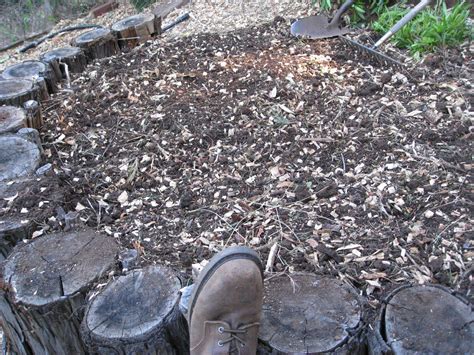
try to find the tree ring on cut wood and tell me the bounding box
[73,28,120,60]
[82,265,189,354]
[258,274,364,354]
[0,78,47,106]
[1,60,58,94]
[0,135,41,182]
[1,229,119,354]
[40,47,88,78]
[112,13,161,51]
[0,106,27,135]
[379,284,473,354]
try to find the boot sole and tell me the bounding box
[187,246,263,326]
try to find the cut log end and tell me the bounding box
[0,106,27,134]
[73,28,120,60]
[259,274,363,354]
[0,78,48,106]
[40,47,88,77]
[1,60,58,94]
[1,229,119,354]
[112,13,161,50]
[82,265,188,354]
[0,135,41,182]
[381,285,474,354]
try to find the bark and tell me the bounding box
[0,219,32,262]
[373,284,474,354]
[0,106,27,135]
[40,47,88,78]
[0,229,120,355]
[111,13,162,51]
[0,78,48,107]
[81,265,189,354]
[1,60,59,94]
[258,274,365,354]
[72,28,120,61]
[22,100,43,130]
[0,135,41,182]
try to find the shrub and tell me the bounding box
[130,0,156,12]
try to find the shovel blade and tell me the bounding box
[291,15,351,39]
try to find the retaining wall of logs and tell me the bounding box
[1,3,473,354]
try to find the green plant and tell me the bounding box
[311,0,390,23]
[130,0,156,12]
[372,1,472,56]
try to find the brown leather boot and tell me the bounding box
[188,246,264,354]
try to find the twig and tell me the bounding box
[265,242,279,273]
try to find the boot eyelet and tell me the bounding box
[217,326,224,334]
[217,340,224,347]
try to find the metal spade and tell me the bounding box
[291,0,354,39]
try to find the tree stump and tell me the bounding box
[22,100,43,129]
[258,274,364,354]
[72,28,120,60]
[39,47,88,78]
[0,229,120,354]
[0,135,41,182]
[1,60,59,94]
[81,265,189,354]
[0,106,27,135]
[371,284,474,354]
[111,13,162,51]
[0,78,48,107]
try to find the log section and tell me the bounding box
[0,135,41,182]
[1,60,58,94]
[0,106,27,135]
[40,47,88,78]
[0,229,119,354]
[0,78,48,106]
[111,13,161,51]
[72,28,120,60]
[378,284,473,354]
[22,100,43,129]
[258,274,364,354]
[82,265,189,354]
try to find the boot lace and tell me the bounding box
[217,326,247,353]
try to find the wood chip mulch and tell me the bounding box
[14,19,472,309]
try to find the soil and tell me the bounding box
[3,18,472,320]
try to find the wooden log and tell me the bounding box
[39,47,88,78]
[1,60,59,94]
[72,28,120,60]
[370,284,474,355]
[153,0,190,21]
[0,106,27,135]
[111,13,162,51]
[0,229,120,354]
[22,100,43,130]
[258,274,364,354]
[0,135,41,182]
[0,78,48,107]
[81,265,189,354]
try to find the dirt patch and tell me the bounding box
[33,19,473,311]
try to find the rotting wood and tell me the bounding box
[72,28,120,60]
[0,229,119,354]
[0,135,41,182]
[111,13,162,51]
[81,265,189,354]
[22,100,42,129]
[40,47,88,78]
[1,60,59,94]
[258,274,365,354]
[0,78,48,106]
[369,284,474,355]
[0,106,27,135]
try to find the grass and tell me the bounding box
[372,1,472,57]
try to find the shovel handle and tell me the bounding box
[329,0,355,26]
[374,0,432,48]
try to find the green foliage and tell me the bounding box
[130,0,156,11]
[311,0,390,23]
[372,1,473,56]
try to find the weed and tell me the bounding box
[372,1,472,56]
